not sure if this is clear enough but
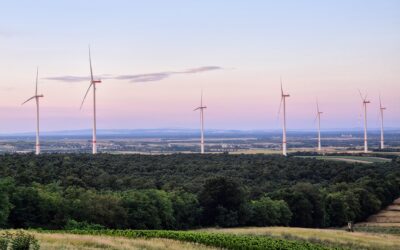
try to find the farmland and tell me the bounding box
[297,155,392,164]
[31,231,217,250]
[20,227,400,250]
[33,229,343,250]
[201,227,400,250]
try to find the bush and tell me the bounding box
[0,231,39,250]
[0,231,11,250]
[64,219,105,230]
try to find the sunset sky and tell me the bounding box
[0,0,399,133]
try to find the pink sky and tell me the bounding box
[0,1,398,133]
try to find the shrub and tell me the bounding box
[0,231,11,250]
[64,219,105,230]
[0,231,39,250]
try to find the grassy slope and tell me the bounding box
[200,227,400,250]
[32,232,216,250]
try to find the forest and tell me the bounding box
[0,153,398,230]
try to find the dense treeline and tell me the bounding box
[0,153,399,229]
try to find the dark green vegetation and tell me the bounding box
[48,229,344,250]
[0,153,399,229]
[353,225,400,235]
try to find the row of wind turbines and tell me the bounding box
[22,48,101,155]
[278,84,388,156]
[22,48,388,156]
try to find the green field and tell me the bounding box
[297,155,392,164]
[14,227,400,250]
[200,227,400,250]
[32,229,344,250]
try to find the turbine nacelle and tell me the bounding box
[358,90,370,104]
[22,95,44,105]
[194,106,207,111]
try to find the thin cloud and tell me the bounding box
[44,76,91,82]
[44,66,223,83]
[182,66,222,74]
[114,72,170,82]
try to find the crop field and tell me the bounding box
[28,227,400,250]
[31,231,216,250]
[297,155,392,164]
[200,227,400,250]
[36,230,343,250]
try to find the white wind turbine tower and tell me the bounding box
[80,46,102,154]
[379,95,386,150]
[278,79,290,156]
[358,90,370,153]
[22,68,44,155]
[194,91,207,154]
[315,100,323,152]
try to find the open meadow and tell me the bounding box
[31,232,216,250]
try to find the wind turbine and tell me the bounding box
[358,90,370,153]
[315,100,323,152]
[379,95,386,150]
[278,79,290,156]
[22,68,44,155]
[194,91,207,154]
[80,46,102,154]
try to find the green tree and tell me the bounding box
[199,177,247,227]
[169,190,201,229]
[0,178,14,227]
[250,196,292,226]
[326,192,348,227]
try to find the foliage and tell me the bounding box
[199,177,248,227]
[64,219,105,230]
[0,231,39,250]
[0,154,398,229]
[59,229,344,250]
[249,196,292,226]
[0,179,14,228]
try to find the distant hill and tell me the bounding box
[1,128,399,139]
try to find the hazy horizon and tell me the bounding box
[1,0,399,133]
[1,127,399,137]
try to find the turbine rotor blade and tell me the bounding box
[201,89,203,107]
[358,89,365,101]
[314,113,319,123]
[35,67,39,96]
[80,83,93,109]
[277,97,283,119]
[22,96,36,105]
[89,45,94,82]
